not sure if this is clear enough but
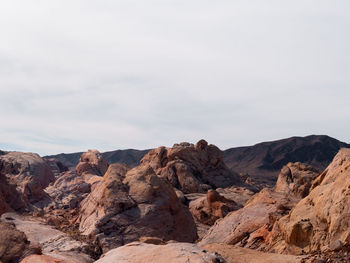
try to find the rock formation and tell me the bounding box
[0,152,55,211]
[75,150,109,180]
[140,140,242,193]
[269,148,350,254]
[94,242,226,263]
[78,163,197,253]
[199,162,319,249]
[189,189,240,225]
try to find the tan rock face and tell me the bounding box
[275,162,319,198]
[0,152,55,211]
[20,255,69,263]
[202,243,306,263]
[189,190,240,226]
[94,242,226,263]
[199,162,319,249]
[140,140,242,194]
[75,150,109,178]
[78,163,198,253]
[270,149,350,254]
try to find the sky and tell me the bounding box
[0,0,349,156]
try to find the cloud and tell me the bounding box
[0,0,349,155]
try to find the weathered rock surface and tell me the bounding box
[95,242,226,263]
[199,162,319,248]
[0,220,40,263]
[189,190,240,226]
[44,158,69,177]
[202,243,306,263]
[275,162,320,198]
[270,149,350,254]
[0,152,55,211]
[140,140,242,194]
[75,150,108,180]
[1,213,93,263]
[78,163,197,253]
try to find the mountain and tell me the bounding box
[222,135,350,187]
[46,149,150,168]
[46,135,350,188]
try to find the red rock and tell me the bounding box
[140,140,242,194]
[75,150,108,178]
[78,163,198,252]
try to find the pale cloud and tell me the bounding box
[0,0,349,155]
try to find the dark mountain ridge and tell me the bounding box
[45,135,350,187]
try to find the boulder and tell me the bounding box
[270,149,350,254]
[0,152,55,210]
[140,140,242,194]
[1,213,94,263]
[202,243,306,263]
[94,242,226,263]
[189,190,240,226]
[75,150,108,179]
[78,163,198,253]
[275,162,319,198]
[44,158,69,177]
[0,220,40,263]
[20,255,69,263]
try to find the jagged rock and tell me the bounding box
[75,150,109,179]
[78,163,197,253]
[44,158,69,177]
[275,162,320,198]
[0,220,40,263]
[140,140,242,194]
[1,213,93,263]
[202,243,306,263]
[199,162,319,249]
[0,152,55,211]
[95,242,226,263]
[189,190,240,226]
[270,149,350,254]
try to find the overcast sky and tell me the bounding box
[0,0,349,155]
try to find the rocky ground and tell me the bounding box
[1,140,350,262]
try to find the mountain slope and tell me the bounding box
[223,135,350,186]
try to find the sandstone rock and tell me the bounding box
[44,158,69,177]
[0,152,55,210]
[75,150,108,179]
[0,220,40,263]
[20,255,68,263]
[189,190,240,226]
[215,186,255,207]
[78,163,197,253]
[1,213,93,263]
[270,149,350,254]
[202,243,306,263]
[95,242,226,263]
[275,162,320,198]
[140,140,242,194]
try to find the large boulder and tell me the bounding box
[0,152,55,210]
[94,242,225,263]
[275,162,319,198]
[0,220,40,263]
[1,213,94,263]
[78,163,198,253]
[75,150,108,179]
[189,189,240,226]
[270,149,350,254]
[140,140,242,194]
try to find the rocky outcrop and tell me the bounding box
[0,220,40,263]
[202,243,306,263]
[189,190,240,226]
[95,242,226,263]
[44,158,69,177]
[1,213,94,263]
[140,140,242,194]
[275,162,319,198]
[269,149,350,254]
[78,163,197,253]
[75,150,108,179]
[0,152,55,211]
[20,255,69,263]
[199,162,319,249]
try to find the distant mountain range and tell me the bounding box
[46,135,350,187]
